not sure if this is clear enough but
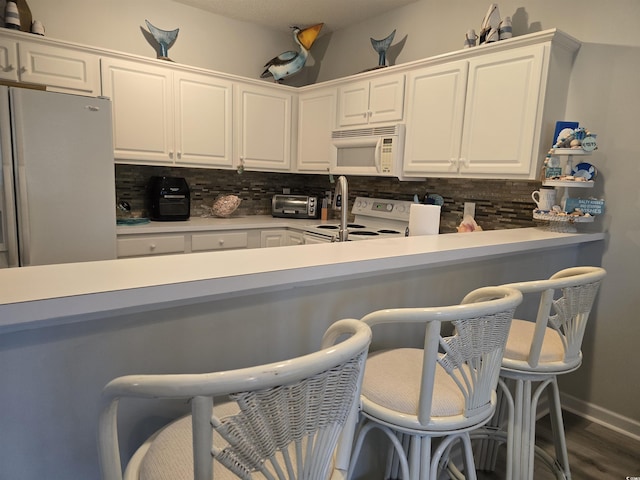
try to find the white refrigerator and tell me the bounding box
[0,86,117,267]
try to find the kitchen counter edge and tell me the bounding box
[0,228,605,334]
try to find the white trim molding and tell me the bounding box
[560,393,640,442]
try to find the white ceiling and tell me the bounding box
[171,0,419,32]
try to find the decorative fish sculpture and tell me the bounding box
[370,29,396,67]
[261,23,324,83]
[145,19,179,60]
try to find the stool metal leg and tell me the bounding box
[547,377,571,479]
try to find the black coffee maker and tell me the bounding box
[147,176,190,221]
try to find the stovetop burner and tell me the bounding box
[305,197,414,241]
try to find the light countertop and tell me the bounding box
[116,215,321,234]
[0,228,605,333]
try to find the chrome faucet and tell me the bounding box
[333,175,349,242]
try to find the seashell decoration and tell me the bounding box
[211,195,241,218]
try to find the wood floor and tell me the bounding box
[475,410,640,479]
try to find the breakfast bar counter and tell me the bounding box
[0,227,606,480]
[1,227,604,333]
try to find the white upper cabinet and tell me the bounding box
[296,87,336,173]
[236,83,292,172]
[337,73,405,127]
[0,32,100,96]
[0,37,18,82]
[101,57,233,168]
[403,61,469,174]
[174,72,233,168]
[459,45,544,176]
[404,38,575,179]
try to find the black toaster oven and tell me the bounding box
[147,176,190,221]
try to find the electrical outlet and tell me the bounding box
[464,202,476,218]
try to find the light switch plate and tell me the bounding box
[464,202,476,218]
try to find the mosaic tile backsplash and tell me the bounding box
[115,164,542,233]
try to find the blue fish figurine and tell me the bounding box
[371,29,396,66]
[145,20,179,60]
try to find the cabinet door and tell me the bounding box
[174,71,233,168]
[117,234,185,257]
[403,61,468,175]
[261,230,287,248]
[0,37,19,82]
[287,230,305,246]
[337,80,370,127]
[18,41,100,96]
[237,84,291,171]
[460,45,545,176]
[297,88,335,172]
[368,74,405,124]
[101,57,173,164]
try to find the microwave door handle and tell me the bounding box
[374,137,382,173]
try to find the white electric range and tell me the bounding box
[303,197,414,243]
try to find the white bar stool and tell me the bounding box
[475,266,606,480]
[98,319,372,480]
[349,286,523,480]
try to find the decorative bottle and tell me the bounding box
[4,0,21,30]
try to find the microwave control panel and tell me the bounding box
[380,138,394,173]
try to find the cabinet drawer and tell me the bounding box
[117,235,185,257]
[192,232,248,251]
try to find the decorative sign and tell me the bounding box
[545,167,563,178]
[581,135,598,152]
[565,198,605,215]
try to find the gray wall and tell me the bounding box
[13,0,640,458]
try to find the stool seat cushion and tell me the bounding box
[140,401,240,480]
[503,319,564,364]
[362,348,465,418]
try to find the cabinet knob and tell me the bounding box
[219,239,225,245]
[1,63,14,72]
[169,151,174,159]
[18,66,27,74]
[149,243,157,250]
[177,151,182,159]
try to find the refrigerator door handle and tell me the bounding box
[0,88,20,267]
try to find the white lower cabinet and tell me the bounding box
[260,229,305,248]
[118,228,304,258]
[117,234,186,258]
[287,230,305,246]
[191,232,248,251]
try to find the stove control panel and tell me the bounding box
[352,197,414,222]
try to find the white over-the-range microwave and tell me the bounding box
[330,123,409,179]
